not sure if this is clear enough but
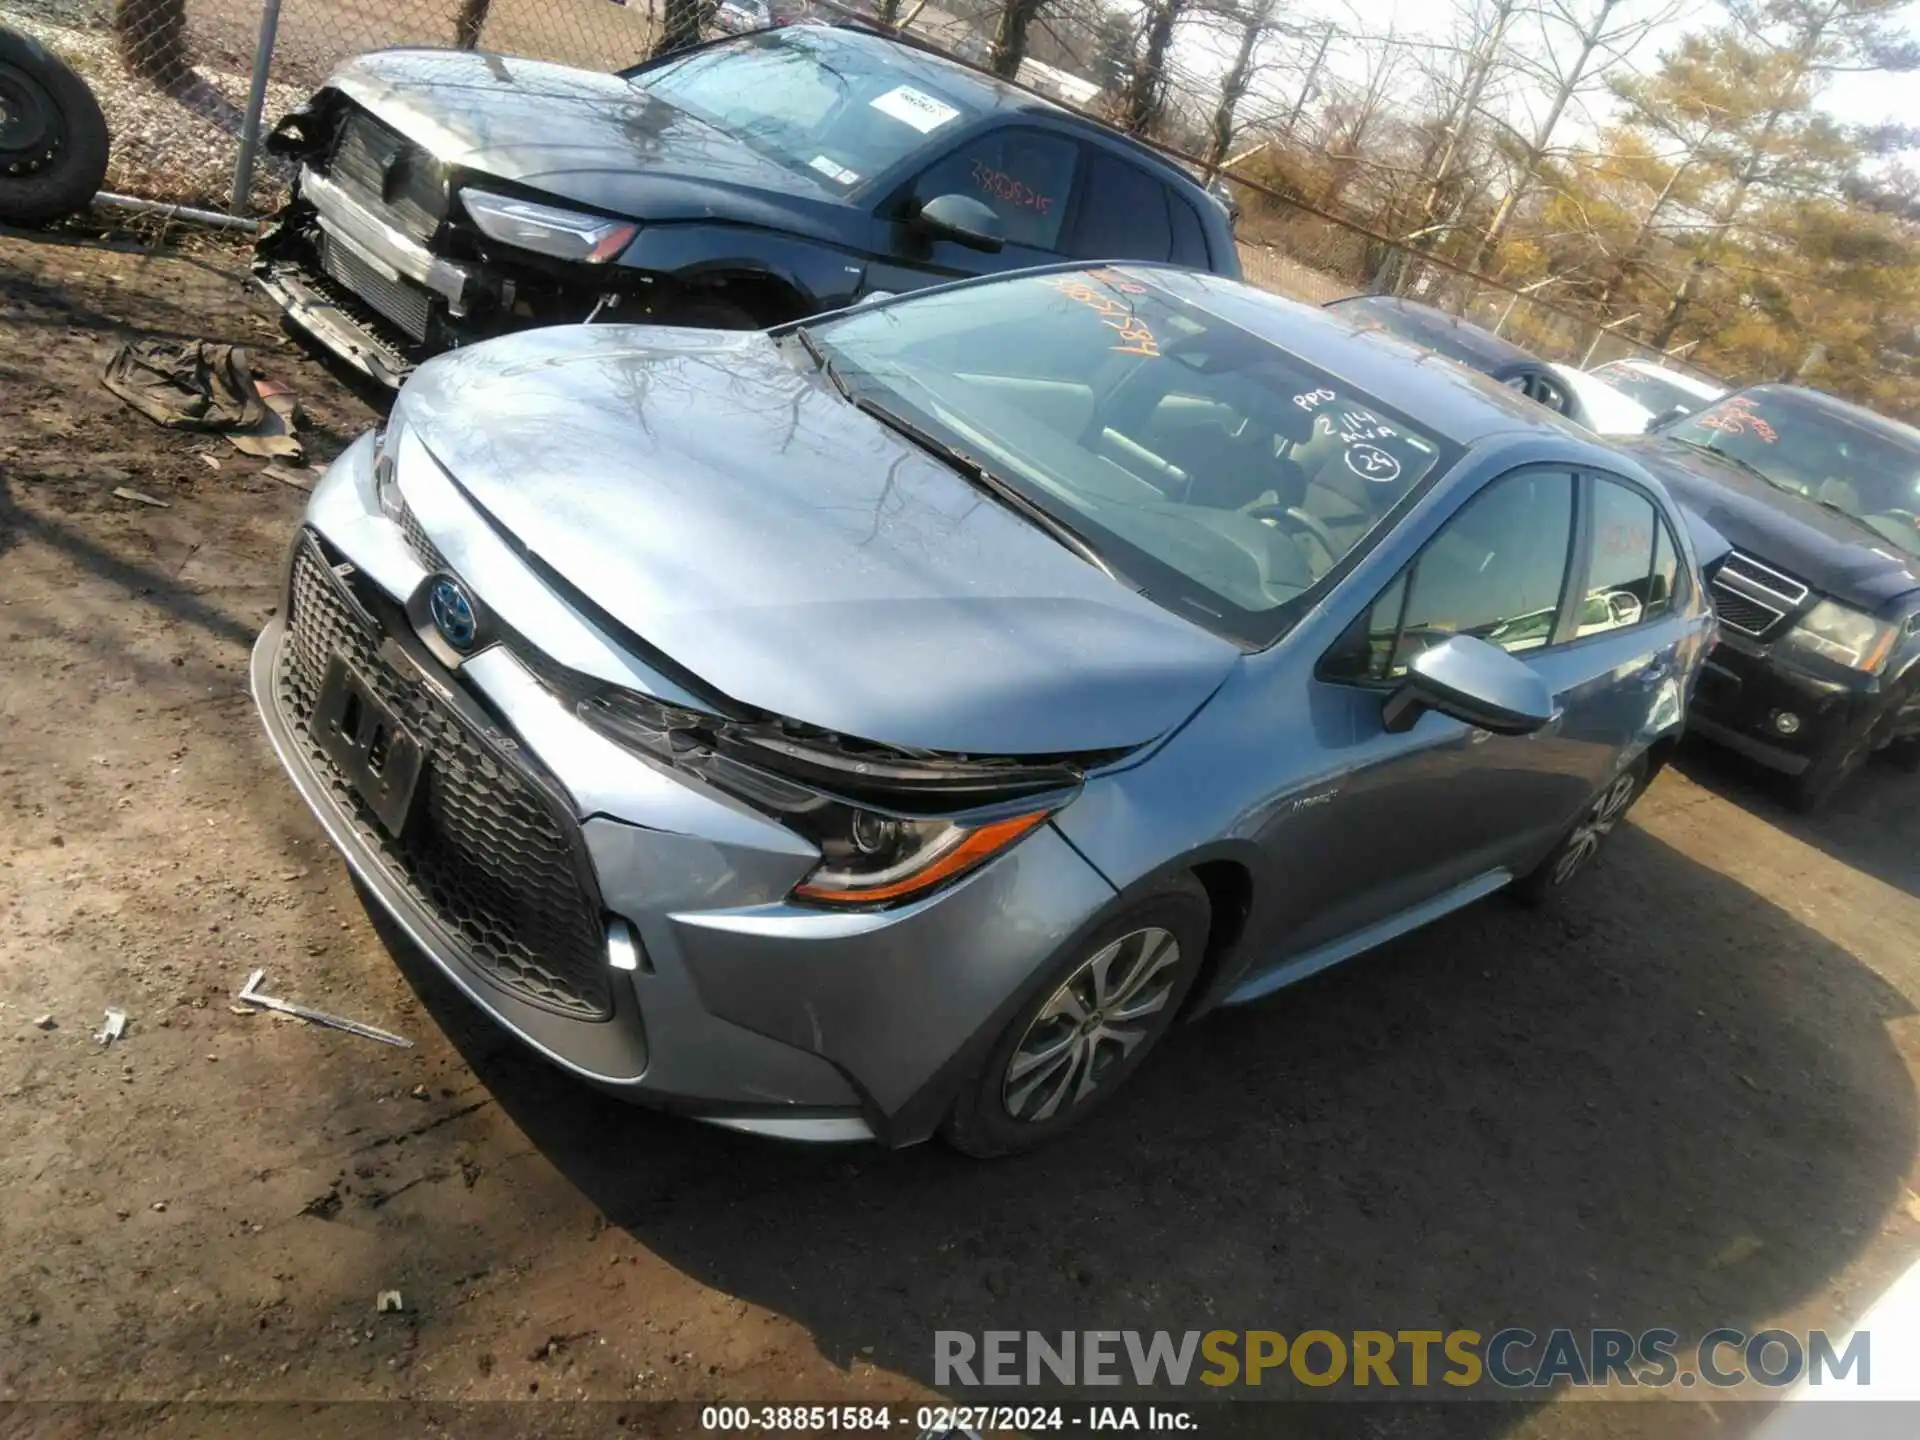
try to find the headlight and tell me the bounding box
[577,688,1062,908]
[788,805,1052,907]
[459,188,637,263]
[1781,599,1898,673]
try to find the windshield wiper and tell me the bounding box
[1669,436,1795,493]
[792,326,851,400]
[847,392,1124,583]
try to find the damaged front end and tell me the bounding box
[551,671,1126,910]
[253,91,650,386]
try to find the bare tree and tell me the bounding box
[114,0,190,89]
[990,0,1055,78]
[652,0,706,59]
[1466,0,1675,274]
[1200,2,1290,177]
[1116,0,1196,136]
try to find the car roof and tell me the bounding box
[1139,268,1601,447]
[1322,293,1543,375]
[1595,357,1725,399]
[809,25,1205,193]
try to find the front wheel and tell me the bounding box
[944,875,1210,1158]
[1513,755,1649,904]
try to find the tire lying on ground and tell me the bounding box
[0,26,110,226]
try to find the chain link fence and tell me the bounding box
[0,0,1705,379]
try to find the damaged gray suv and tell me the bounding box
[251,264,1712,1155]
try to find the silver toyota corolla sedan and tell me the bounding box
[251,264,1713,1156]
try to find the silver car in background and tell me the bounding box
[251,265,1713,1155]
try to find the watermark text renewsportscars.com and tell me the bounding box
[934,1328,1870,1391]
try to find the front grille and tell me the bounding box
[329,111,448,244]
[394,495,450,574]
[1709,549,1811,639]
[276,538,613,1020]
[320,233,432,343]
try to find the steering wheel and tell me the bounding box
[1244,502,1341,569]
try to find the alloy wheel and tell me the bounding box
[1001,927,1183,1124]
[1549,771,1639,886]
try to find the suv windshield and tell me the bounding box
[1666,387,1920,557]
[633,29,978,192]
[1590,363,1707,419]
[812,268,1458,646]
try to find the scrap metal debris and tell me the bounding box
[94,1008,127,1046]
[111,486,169,508]
[235,969,412,1049]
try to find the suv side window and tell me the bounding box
[907,128,1079,251]
[1068,150,1174,262]
[1579,477,1679,635]
[1328,469,1577,682]
[1168,194,1210,267]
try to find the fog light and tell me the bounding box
[1773,711,1802,736]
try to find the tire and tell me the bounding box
[0,28,110,226]
[943,874,1210,1159]
[1512,754,1650,905]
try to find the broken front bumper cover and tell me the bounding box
[254,166,475,387]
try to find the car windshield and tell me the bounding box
[631,29,978,192]
[811,268,1458,647]
[1590,364,1706,419]
[1666,388,1920,556]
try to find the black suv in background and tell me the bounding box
[254,24,1240,384]
[1621,386,1920,808]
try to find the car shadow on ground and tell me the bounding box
[1670,736,1920,900]
[368,820,1914,1433]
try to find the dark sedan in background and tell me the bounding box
[1621,386,1920,808]
[1325,295,1588,422]
[254,24,1238,384]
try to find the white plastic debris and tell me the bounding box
[95,1008,128,1046]
[376,1291,404,1314]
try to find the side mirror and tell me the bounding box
[914,193,1004,253]
[1381,634,1555,736]
[1644,405,1687,432]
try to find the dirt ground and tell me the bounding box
[4,229,1920,1440]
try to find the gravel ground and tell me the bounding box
[3,230,1920,1440]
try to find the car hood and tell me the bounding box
[324,49,842,224]
[1619,437,1920,612]
[399,326,1241,756]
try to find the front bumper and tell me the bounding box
[1688,630,1879,775]
[248,439,1117,1145]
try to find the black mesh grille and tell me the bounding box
[329,111,449,244]
[395,496,450,574]
[276,538,613,1020]
[1709,582,1785,639]
[320,234,432,343]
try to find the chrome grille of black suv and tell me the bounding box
[1708,549,1811,640]
[329,111,449,244]
[276,537,612,1020]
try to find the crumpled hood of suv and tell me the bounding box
[399,325,1240,757]
[324,49,841,223]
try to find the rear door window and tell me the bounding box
[1578,477,1680,634]
[1068,151,1174,262]
[907,128,1078,251]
